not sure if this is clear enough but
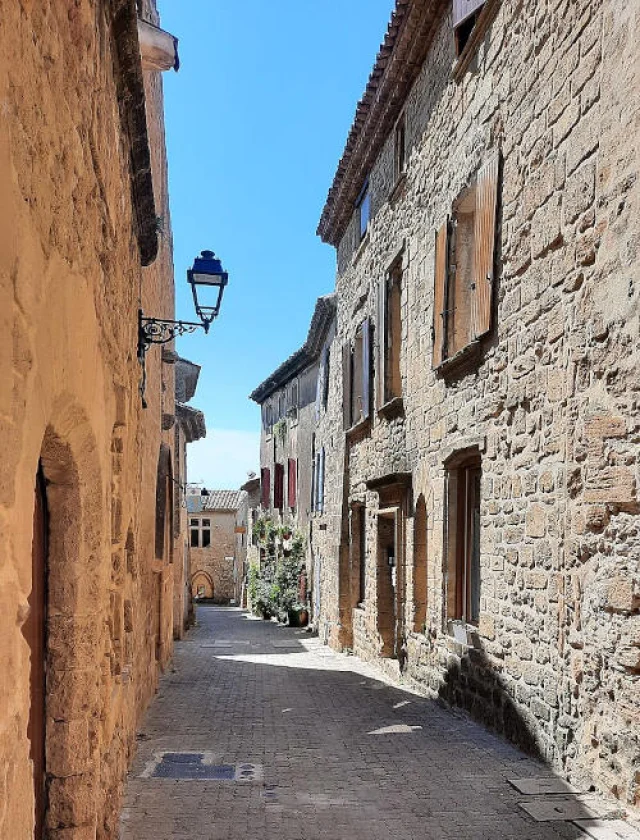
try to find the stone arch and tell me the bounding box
[192,571,214,600]
[413,494,428,632]
[154,443,174,562]
[34,401,103,836]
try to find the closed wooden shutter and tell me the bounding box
[342,342,352,429]
[376,277,387,408]
[472,151,500,340]
[288,458,297,509]
[261,467,271,509]
[432,220,449,368]
[318,448,325,513]
[453,0,485,28]
[274,463,284,510]
[362,317,371,420]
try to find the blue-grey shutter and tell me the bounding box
[362,317,371,420]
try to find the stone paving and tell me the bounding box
[120,606,608,840]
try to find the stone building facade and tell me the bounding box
[250,295,336,615]
[187,490,246,604]
[239,475,261,606]
[173,357,206,637]
[0,0,189,836]
[313,0,639,810]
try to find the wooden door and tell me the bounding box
[26,467,47,837]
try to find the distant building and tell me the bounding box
[249,294,336,618]
[174,357,206,636]
[187,489,247,603]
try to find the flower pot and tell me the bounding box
[288,608,308,628]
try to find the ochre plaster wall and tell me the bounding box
[0,1,179,836]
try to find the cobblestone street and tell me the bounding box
[120,607,601,840]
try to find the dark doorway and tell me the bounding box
[377,511,400,658]
[24,465,48,838]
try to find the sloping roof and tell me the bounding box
[317,0,444,246]
[249,293,336,404]
[204,490,246,511]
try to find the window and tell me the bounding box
[287,458,297,510]
[322,346,330,409]
[274,463,284,510]
[445,452,481,625]
[313,447,325,513]
[342,318,372,430]
[394,116,406,181]
[288,380,298,419]
[352,504,366,604]
[278,392,285,420]
[377,265,402,407]
[452,0,485,56]
[356,179,370,241]
[260,467,271,509]
[189,517,211,548]
[432,152,500,368]
[264,403,273,435]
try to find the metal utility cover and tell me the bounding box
[141,752,262,782]
[574,820,640,840]
[508,777,581,795]
[519,796,611,821]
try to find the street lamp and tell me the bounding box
[137,249,229,406]
[188,250,228,333]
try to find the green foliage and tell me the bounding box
[248,525,307,623]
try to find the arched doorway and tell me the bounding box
[23,465,48,838]
[192,571,214,600]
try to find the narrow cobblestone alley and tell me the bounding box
[120,608,599,840]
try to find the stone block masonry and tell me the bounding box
[0,0,183,836]
[312,0,640,813]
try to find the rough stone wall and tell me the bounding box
[0,1,178,836]
[258,362,319,530]
[316,0,639,809]
[190,511,236,603]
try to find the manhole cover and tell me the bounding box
[141,752,262,782]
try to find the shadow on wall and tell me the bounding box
[436,637,545,762]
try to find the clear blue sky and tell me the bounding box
[158,0,393,488]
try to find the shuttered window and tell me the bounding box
[317,448,325,513]
[452,0,485,27]
[260,467,271,509]
[288,458,297,510]
[452,0,485,56]
[343,320,373,428]
[274,463,284,510]
[377,269,402,406]
[432,152,499,369]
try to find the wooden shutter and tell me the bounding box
[261,467,270,509]
[472,151,500,340]
[376,277,387,408]
[362,317,371,420]
[274,463,284,510]
[288,458,297,509]
[342,342,352,429]
[453,0,485,28]
[432,220,449,368]
[318,448,325,513]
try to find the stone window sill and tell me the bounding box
[345,415,371,443]
[452,0,500,82]
[377,396,404,421]
[435,340,482,381]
